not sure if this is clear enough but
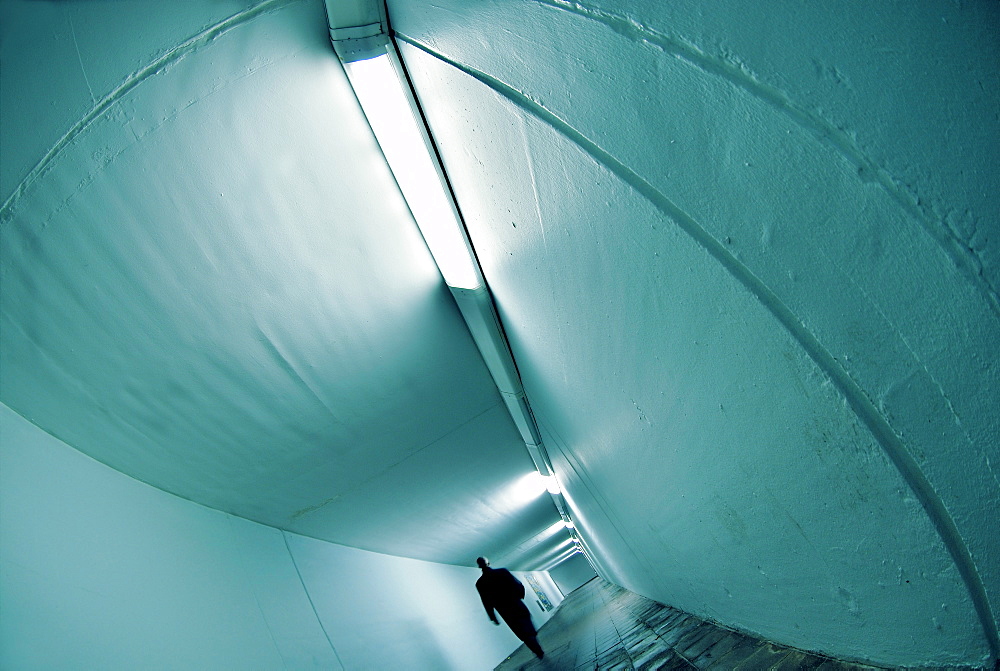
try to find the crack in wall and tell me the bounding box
[65,10,96,106]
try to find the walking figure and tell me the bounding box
[475,557,544,658]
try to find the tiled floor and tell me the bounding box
[495,579,883,671]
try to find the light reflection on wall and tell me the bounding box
[506,471,550,505]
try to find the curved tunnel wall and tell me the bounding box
[1,0,997,668]
[0,403,561,669]
[0,0,566,569]
[389,0,1000,666]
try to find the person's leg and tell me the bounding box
[501,606,543,658]
[524,636,544,658]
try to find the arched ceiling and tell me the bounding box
[2,0,998,666]
[0,0,564,568]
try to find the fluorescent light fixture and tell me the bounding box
[538,547,580,572]
[563,519,575,529]
[343,53,482,290]
[509,471,548,503]
[508,471,562,503]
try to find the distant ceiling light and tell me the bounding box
[538,547,580,572]
[342,52,482,290]
[509,471,551,503]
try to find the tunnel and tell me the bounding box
[1,1,998,668]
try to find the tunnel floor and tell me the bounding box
[495,578,881,670]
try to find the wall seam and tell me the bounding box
[226,515,287,669]
[281,530,346,671]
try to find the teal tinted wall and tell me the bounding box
[548,553,597,596]
[0,403,559,669]
[389,1,999,665]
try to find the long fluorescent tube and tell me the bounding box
[343,51,483,290]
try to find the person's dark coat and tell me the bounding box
[476,567,537,642]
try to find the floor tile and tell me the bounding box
[495,579,888,671]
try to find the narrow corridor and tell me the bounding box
[497,579,882,670]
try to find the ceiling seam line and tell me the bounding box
[0,0,304,224]
[0,402,371,563]
[2,401,500,568]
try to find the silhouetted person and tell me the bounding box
[475,557,544,658]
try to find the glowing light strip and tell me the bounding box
[344,53,482,290]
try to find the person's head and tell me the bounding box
[476,557,490,569]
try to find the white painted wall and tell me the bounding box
[287,535,561,669]
[2,0,996,667]
[0,403,558,670]
[548,553,597,596]
[389,0,999,667]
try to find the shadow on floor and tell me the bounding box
[495,578,885,671]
